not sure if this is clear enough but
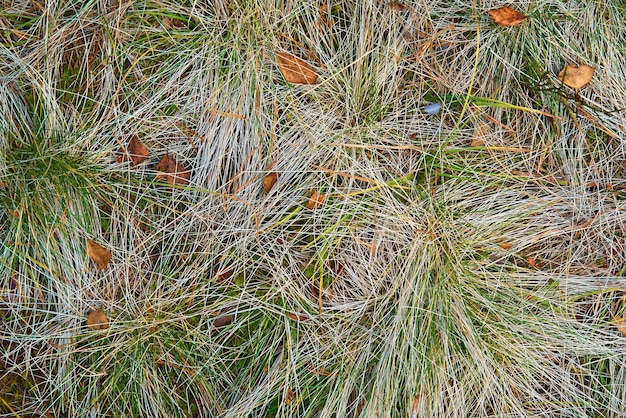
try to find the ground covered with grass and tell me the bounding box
[1,1,625,417]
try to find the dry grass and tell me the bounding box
[1,1,625,417]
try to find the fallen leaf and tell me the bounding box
[116,135,149,166]
[389,1,410,11]
[155,154,191,186]
[471,123,490,146]
[276,52,319,85]
[306,190,325,209]
[488,6,527,26]
[215,265,234,282]
[213,315,233,328]
[288,313,308,321]
[499,242,513,250]
[263,172,278,193]
[8,209,19,217]
[410,393,421,418]
[558,64,595,89]
[87,240,111,270]
[87,309,110,330]
[285,388,296,405]
[614,317,626,337]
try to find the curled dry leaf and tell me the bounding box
[306,190,325,209]
[488,6,526,26]
[276,52,319,85]
[155,154,191,186]
[87,239,111,270]
[263,172,278,193]
[87,309,110,330]
[558,64,595,89]
[116,135,149,166]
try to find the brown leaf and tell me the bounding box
[558,64,595,89]
[276,52,319,85]
[87,240,111,270]
[288,313,308,321]
[213,315,233,329]
[285,388,296,405]
[155,154,191,186]
[116,135,149,166]
[215,265,234,282]
[263,172,278,193]
[499,242,513,250]
[306,190,325,209]
[87,309,110,330]
[488,6,527,26]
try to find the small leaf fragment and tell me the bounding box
[284,388,296,405]
[263,172,278,193]
[87,240,111,270]
[488,6,526,26]
[306,190,325,209]
[276,52,319,85]
[615,318,626,337]
[155,154,191,186]
[288,313,308,321]
[116,135,149,166]
[471,123,490,147]
[558,64,595,89]
[87,309,110,330]
[499,242,513,250]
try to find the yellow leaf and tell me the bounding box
[488,6,527,26]
[87,309,110,330]
[558,64,595,89]
[87,240,111,270]
[263,172,278,193]
[276,52,319,85]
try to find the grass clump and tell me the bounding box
[1,1,626,417]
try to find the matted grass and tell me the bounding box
[1,1,625,417]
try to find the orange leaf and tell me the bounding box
[499,242,513,250]
[276,52,319,85]
[488,6,526,26]
[527,257,536,268]
[87,240,111,270]
[155,154,191,186]
[558,64,595,89]
[306,190,325,209]
[87,309,110,330]
[116,135,149,166]
[263,172,278,193]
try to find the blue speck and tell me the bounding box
[424,103,442,115]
